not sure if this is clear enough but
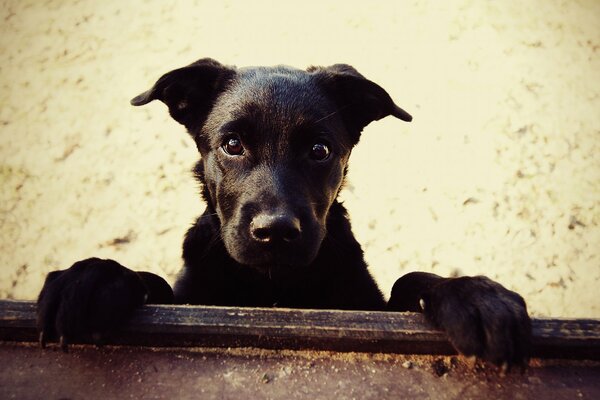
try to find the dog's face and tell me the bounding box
[131,58,411,269]
[198,67,352,267]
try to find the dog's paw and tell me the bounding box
[422,276,531,370]
[37,258,150,351]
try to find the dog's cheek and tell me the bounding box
[215,172,249,231]
[199,155,220,204]
[329,163,345,198]
[203,154,243,221]
[220,221,245,262]
[214,193,250,264]
[314,162,346,220]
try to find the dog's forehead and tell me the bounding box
[200,66,349,153]
[220,66,333,122]
[237,65,315,93]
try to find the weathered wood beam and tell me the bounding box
[1,300,598,359]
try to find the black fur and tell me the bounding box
[37,58,531,369]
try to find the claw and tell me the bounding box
[465,355,477,369]
[59,335,68,353]
[500,362,510,376]
[39,331,46,349]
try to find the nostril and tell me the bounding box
[250,213,302,244]
[253,227,271,242]
[282,223,301,242]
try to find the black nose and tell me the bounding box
[250,213,301,244]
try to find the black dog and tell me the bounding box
[37,58,531,368]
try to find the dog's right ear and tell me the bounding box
[130,58,235,131]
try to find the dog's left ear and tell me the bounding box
[308,64,411,139]
[131,58,235,131]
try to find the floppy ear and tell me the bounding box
[131,58,235,131]
[308,64,411,138]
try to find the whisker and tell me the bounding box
[313,104,351,124]
[314,110,339,124]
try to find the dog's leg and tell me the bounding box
[37,258,173,351]
[388,272,531,370]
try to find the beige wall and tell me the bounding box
[1,0,599,317]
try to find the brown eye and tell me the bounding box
[310,142,330,161]
[223,137,244,156]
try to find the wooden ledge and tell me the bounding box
[1,300,599,359]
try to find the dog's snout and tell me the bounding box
[250,213,301,244]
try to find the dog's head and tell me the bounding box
[131,58,411,269]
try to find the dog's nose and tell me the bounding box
[250,213,301,244]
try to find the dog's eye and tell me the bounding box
[223,137,244,156]
[310,142,330,161]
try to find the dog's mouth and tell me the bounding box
[250,261,301,278]
[255,261,315,282]
[224,236,323,269]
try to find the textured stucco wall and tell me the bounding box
[1,0,598,317]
